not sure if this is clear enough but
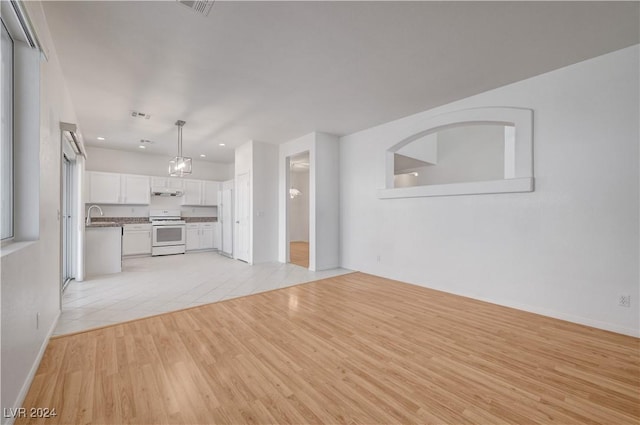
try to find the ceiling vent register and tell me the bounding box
[176,0,214,16]
[131,111,151,120]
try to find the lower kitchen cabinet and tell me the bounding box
[122,224,152,256]
[186,222,217,251]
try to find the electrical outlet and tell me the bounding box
[619,295,631,308]
[376,255,381,262]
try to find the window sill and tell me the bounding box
[377,177,534,199]
[1,240,37,259]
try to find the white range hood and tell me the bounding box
[151,187,184,197]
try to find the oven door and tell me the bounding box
[152,225,185,247]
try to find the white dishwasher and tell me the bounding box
[122,223,153,256]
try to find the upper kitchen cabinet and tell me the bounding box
[203,181,220,206]
[150,177,184,189]
[181,180,219,206]
[86,171,150,205]
[122,174,150,204]
[87,171,121,204]
[167,178,184,189]
[182,180,203,205]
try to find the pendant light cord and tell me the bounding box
[175,120,186,157]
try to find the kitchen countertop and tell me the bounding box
[86,222,123,228]
[183,217,217,223]
[91,217,151,226]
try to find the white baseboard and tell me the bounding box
[3,310,61,425]
[350,267,640,338]
[472,296,640,338]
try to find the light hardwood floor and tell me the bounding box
[289,241,309,269]
[19,273,639,424]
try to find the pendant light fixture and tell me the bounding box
[169,120,192,177]
[289,187,301,199]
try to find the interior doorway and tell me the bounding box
[287,152,310,268]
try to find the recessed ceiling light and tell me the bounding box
[412,172,419,176]
[138,145,146,149]
[200,154,206,158]
[97,137,105,140]
[219,143,225,147]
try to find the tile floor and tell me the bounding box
[56,251,352,335]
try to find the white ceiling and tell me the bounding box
[43,1,639,164]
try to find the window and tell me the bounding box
[0,1,41,245]
[1,19,14,240]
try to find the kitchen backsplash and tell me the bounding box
[85,195,217,218]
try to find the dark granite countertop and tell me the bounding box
[91,217,151,225]
[85,222,123,228]
[183,217,217,223]
[87,217,217,226]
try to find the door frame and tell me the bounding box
[220,184,234,257]
[235,172,251,263]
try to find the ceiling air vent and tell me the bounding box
[176,0,214,16]
[131,111,151,120]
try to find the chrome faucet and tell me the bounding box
[86,205,104,225]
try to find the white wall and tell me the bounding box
[289,170,309,242]
[340,45,640,336]
[314,133,340,270]
[234,140,279,264]
[85,146,233,181]
[252,142,279,263]
[1,1,78,418]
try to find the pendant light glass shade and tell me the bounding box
[169,120,192,177]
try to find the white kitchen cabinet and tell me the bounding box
[186,224,201,251]
[167,178,184,189]
[122,174,150,204]
[152,177,184,189]
[186,222,217,251]
[86,171,150,205]
[87,171,121,204]
[201,223,215,249]
[150,176,167,188]
[213,222,221,249]
[182,180,219,206]
[202,181,220,206]
[122,224,152,256]
[182,180,203,206]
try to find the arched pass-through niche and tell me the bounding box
[378,107,534,199]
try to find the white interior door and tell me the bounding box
[221,187,233,256]
[236,173,250,262]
